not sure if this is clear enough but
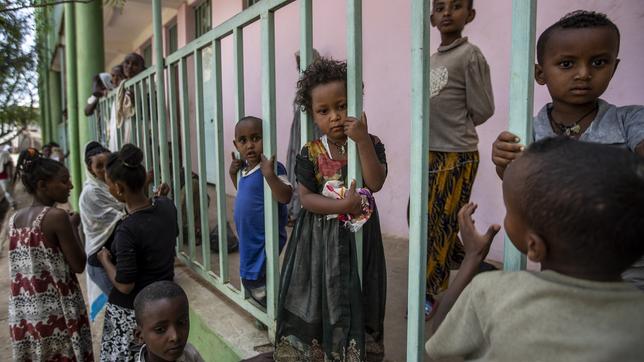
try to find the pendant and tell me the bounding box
[339,145,346,155]
[565,124,581,136]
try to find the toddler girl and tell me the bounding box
[9,148,93,361]
[275,58,387,362]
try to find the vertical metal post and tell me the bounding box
[149,75,161,185]
[347,0,363,282]
[299,0,313,145]
[194,49,211,270]
[504,0,536,271]
[153,0,171,184]
[407,0,430,360]
[179,58,197,259]
[64,3,81,210]
[168,62,184,252]
[212,39,229,281]
[261,11,279,334]
[140,80,152,171]
[233,28,245,121]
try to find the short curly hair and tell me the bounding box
[536,10,620,64]
[295,57,347,113]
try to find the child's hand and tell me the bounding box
[457,202,500,260]
[344,112,370,144]
[260,154,276,177]
[492,131,524,171]
[155,183,171,197]
[97,247,113,265]
[344,180,363,217]
[229,152,243,176]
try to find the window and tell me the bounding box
[243,0,262,9]
[194,0,212,38]
[142,42,152,68]
[167,22,178,55]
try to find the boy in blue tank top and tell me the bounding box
[229,116,293,307]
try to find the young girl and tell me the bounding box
[98,144,176,360]
[422,0,494,315]
[79,141,124,321]
[8,148,93,361]
[274,58,387,362]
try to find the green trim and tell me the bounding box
[188,309,241,362]
[64,3,80,210]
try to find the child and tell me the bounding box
[110,53,146,150]
[79,141,124,321]
[8,148,93,361]
[98,144,177,360]
[274,58,388,362]
[422,0,494,316]
[492,10,644,289]
[112,64,125,88]
[426,137,644,360]
[133,281,204,362]
[229,116,292,306]
[0,144,16,209]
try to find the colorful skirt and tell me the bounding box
[426,151,479,296]
[100,303,139,361]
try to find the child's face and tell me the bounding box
[136,297,190,362]
[123,56,143,79]
[41,168,73,204]
[111,70,123,87]
[430,0,474,35]
[311,80,348,143]
[90,152,109,182]
[536,27,619,107]
[233,120,263,167]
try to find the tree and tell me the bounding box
[0,1,38,138]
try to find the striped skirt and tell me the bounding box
[426,151,479,296]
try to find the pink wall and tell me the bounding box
[173,0,644,262]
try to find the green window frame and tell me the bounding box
[243,0,262,9]
[142,42,152,67]
[194,0,212,38]
[167,22,178,55]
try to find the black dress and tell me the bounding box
[274,137,387,362]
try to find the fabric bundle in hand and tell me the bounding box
[321,180,375,232]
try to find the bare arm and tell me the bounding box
[260,155,293,204]
[229,152,242,189]
[635,140,644,158]
[84,96,99,116]
[344,113,387,191]
[46,209,86,273]
[491,131,524,180]
[427,203,500,336]
[98,248,135,294]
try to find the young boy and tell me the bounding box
[427,137,644,361]
[422,0,495,316]
[133,281,204,362]
[492,10,644,289]
[229,116,292,306]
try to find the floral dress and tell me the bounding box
[8,207,94,362]
[275,136,387,362]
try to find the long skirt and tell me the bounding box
[425,151,479,296]
[100,303,139,361]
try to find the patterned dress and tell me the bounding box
[9,207,94,362]
[275,137,387,362]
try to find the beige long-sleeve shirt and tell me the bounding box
[429,37,494,152]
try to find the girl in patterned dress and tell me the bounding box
[275,58,387,362]
[9,148,93,362]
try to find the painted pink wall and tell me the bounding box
[171,0,643,262]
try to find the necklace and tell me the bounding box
[327,138,348,155]
[127,199,152,215]
[548,102,598,136]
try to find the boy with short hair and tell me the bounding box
[133,281,204,362]
[427,137,644,361]
[492,10,644,289]
[229,116,293,307]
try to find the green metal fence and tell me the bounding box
[95,0,536,359]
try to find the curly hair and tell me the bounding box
[295,57,347,113]
[15,148,66,194]
[536,10,620,64]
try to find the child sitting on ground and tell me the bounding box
[492,10,644,289]
[426,137,644,361]
[229,116,293,306]
[419,0,495,317]
[133,281,204,362]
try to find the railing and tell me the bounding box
[95,0,536,360]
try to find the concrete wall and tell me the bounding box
[129,0,644,262]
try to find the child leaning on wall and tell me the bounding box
[426,137,644,361]
[418,0,495,317]
[492,10,644,290]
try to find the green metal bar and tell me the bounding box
[123,67,156,88]
[64,3,81,210]
[347,0,363,282]
[141,80,152,171]
[48,71,62,144]
[179,58,197,259]
[149,74,161,186]
[132,88,141,147]
[153,0,171,185]
[193,49,211,270]
[504,0,536,272]
[212,39,229,281]
[299,0,313,145]
[233,27,245,121]
[407,1,430,359]
[168,64,184,252]
[261,11,279,328]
